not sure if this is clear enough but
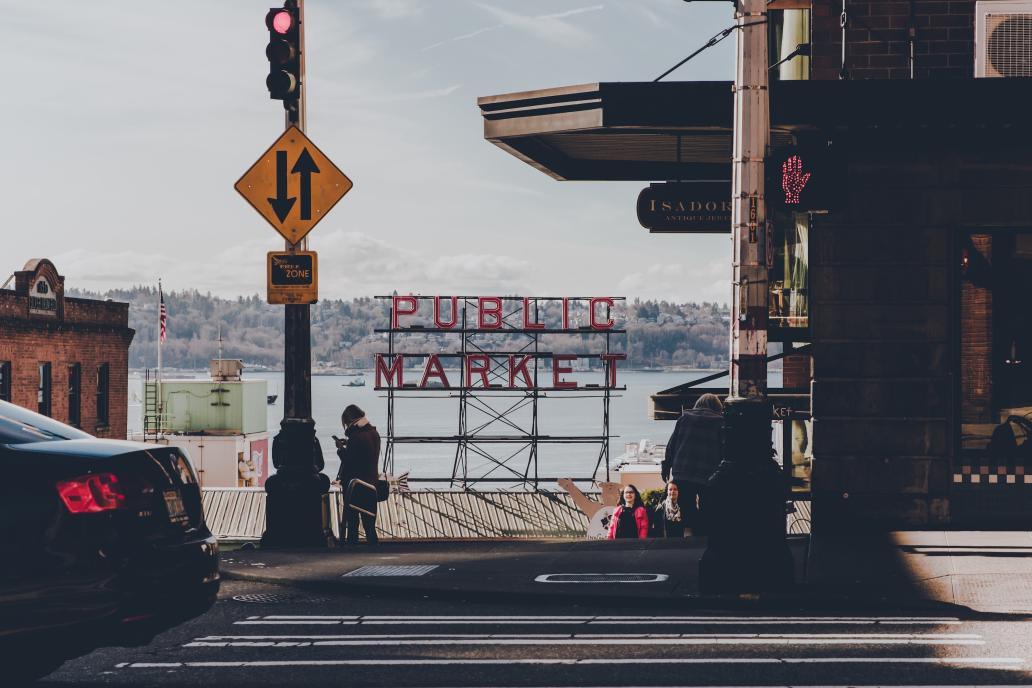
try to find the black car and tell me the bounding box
[0,400,219,681]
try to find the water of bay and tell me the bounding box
[129,369,781,487]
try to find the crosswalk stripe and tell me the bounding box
[119,657,1026,668]
[236,615,962,626]
[196,633,984,641]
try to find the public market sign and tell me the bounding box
[235,126,353,245]
[375,295,626,391]
[267,251,318,305]
[636,181,732,233]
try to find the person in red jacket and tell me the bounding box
[607,484,649,539]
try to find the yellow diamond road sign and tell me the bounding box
[235,126,353,245]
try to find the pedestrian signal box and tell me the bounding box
[267,251,317,305]
[767,139,844,213]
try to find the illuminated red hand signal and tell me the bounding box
[780,154,811,205]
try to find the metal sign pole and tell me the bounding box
[263,0,330,548]
[729,0,770,400]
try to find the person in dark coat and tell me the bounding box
[662,393,724,534]
[333,404,381,545]
[651,481,686,538]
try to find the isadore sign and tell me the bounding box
[637,181,733,233]
[375,295,626,391]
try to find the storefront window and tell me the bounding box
[774,414,812,494]
[769,211,809,333]
[960,231,1032,461]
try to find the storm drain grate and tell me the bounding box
[343,565,439,577]
[535,573,669,584]
[232,593,330,604]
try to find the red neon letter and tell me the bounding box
[589,297,615,330]
[420,354,451,389]
[522,297,544,330]
[375,354,404,388]
[508,355,534,388]
[552,355,577,389]
[562,297,571,329]
[479,297,502,329]
[466,354,491,388]
[600,353,626,388]
[392,295,418,329]
[434,296,458,329]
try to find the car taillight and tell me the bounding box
[56,473,127,513]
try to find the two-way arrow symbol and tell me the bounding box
[267,150,296,223]
[266,147,321,223]
[291,148,320,221]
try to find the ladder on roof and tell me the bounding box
[143,368,160,441]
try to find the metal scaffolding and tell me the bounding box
[375,296,625,489]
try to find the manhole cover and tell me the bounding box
[534,573,669,583]
[232,593,330,604]
[343,565,438,577]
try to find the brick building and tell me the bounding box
[477,1,1032,528]
[0,259,135,438]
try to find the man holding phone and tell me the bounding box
[332,404,381,545]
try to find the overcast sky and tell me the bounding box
[4,0,735,303]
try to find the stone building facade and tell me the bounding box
[0,259,135,438]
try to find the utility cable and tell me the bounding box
[770,42,810,71]
[653,19,768,82]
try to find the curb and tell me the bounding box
[219,565,973,615]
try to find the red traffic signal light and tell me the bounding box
[267,9,293,35]
[265,6,300,103]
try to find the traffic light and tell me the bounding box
[266,4,301,109]
[767,138,844,212]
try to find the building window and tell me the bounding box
[38,362,52,417]
[769,211,809,337]
[0,361,10,402]
[96,363,110,427]
[960,231,1032,460]
[68,363,81,427]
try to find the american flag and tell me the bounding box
[159,284,167,344]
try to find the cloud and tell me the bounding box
[333,84,462,106]
[422,3,604,51]
[51,231,536,300]
[616,260,730,304]
[366,0,423,20]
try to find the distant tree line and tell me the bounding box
[68,288,730,371]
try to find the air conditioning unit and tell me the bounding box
[976,1,1032,77]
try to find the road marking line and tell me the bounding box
[235,621,356,625]
[118,657,1026,668]
[236,615,963,626]
[197,633,983,641]
[185,638,986,647]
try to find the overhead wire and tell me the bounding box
[653,19,768,82]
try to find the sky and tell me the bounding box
[3,0,736,303]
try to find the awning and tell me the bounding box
[478,81,734,181]
[478,79,1032,182]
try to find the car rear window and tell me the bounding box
[0,401,92,444]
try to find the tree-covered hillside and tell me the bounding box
[69,288,729,371]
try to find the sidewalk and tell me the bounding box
[219,532,1032,614]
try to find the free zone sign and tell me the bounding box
[267,251,317,305]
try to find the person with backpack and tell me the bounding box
[662,393,724,534]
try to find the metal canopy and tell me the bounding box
[478,82,734,181]
[478,79,1032,182]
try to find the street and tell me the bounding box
[40,579,1032,687]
